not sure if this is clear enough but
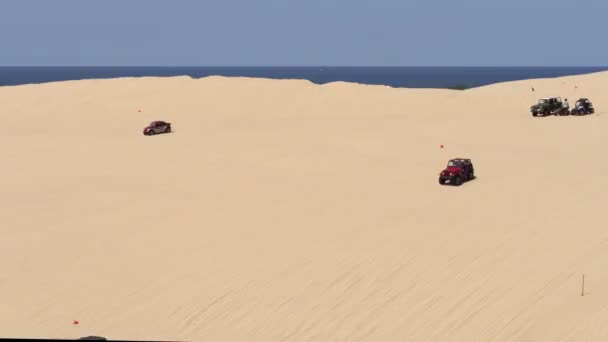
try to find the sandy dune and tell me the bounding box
[1,72,608,341]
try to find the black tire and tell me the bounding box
[454,176,462,186]
[469,171,474,180]
[148,130,155,135]
[532,112,538,117]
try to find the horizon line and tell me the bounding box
[1,65,608,68]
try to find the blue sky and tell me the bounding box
[1,0,607,66]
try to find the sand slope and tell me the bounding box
[1,72,608,341]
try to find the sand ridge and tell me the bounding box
[1,72,608,341]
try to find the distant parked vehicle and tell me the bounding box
[570,98,594,115]
[438,158,475,186]
[143,121,172,135]
[531,97,569,116]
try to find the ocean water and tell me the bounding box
[0,66,607,89]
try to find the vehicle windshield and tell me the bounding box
[448,161,462,167]
[538,99,548,104]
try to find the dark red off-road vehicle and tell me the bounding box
[438,158,475,186]
[143,121,171,135]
